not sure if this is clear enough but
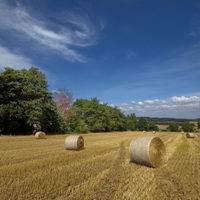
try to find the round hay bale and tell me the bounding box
[152,131,156,134]
[35,131,46,139]
[181,131,184,135]
[129,136,166,168]
[65,135,84,150]
[186,133,195,138]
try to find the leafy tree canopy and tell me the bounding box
[167,122,179,132]
[148,122,159,131]
[181,122,194,132]
[197,118,200,129]
[67,98,127,133]
[137,117,148,131]
[126,113,137,131]
[0,67,65,134]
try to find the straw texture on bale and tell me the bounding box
[35,131,46,139]
[186,133,195,138]
[65,136,84,150]
[129,136,166,168]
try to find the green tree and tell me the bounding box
[148,122,159,131]
[137,117,148,131]
[0,67,65,134]
[126,113,137,131]
[167,122,179,132]
[106,106,127,131]
[69,98,127,133]
[197,118,200,129]
[74,119,89,133]
[181,122,194,132]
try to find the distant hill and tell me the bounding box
[137,117,194,125]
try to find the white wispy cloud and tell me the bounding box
[138,102,144,105]
[0,0,102,63]
[117,96,200,119]
[131,100,136,104]
[144,99,167,105]
[171,96,200,103]
[0,46,34,71]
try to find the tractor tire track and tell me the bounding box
[154,134,200,200]
[92,142,127,200]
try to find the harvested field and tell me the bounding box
[0,131,200,200]
[157,124,168,131]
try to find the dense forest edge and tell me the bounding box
[0,67,200,135]
[139,117,195,125]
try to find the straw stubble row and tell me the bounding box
[35,132,167,168]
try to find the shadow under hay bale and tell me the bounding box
[186,133,195,138]
[129,136,166,168]
[35,131,46,139]
[65,135,84,150]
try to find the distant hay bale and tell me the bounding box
[186,133,195,138]
[129,136,166,168]
[152,131,156,134]
[35,131,46,139]
[143,131,146,133]
[181,131,184,135]
[65,135,84,150]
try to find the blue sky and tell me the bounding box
[0,0,200,119]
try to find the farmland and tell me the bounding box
[0,131,200,200]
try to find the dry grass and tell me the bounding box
[157,125,168,131]
[0,131,200,200]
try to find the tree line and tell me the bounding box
[0,67,199,135]
[167,122,197,132]
[141,117,195,125]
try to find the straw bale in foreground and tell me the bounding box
[129,136,166,168]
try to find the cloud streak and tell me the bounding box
[0,46,34,71]
[116,96,200,119]
[0,1,101,63]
